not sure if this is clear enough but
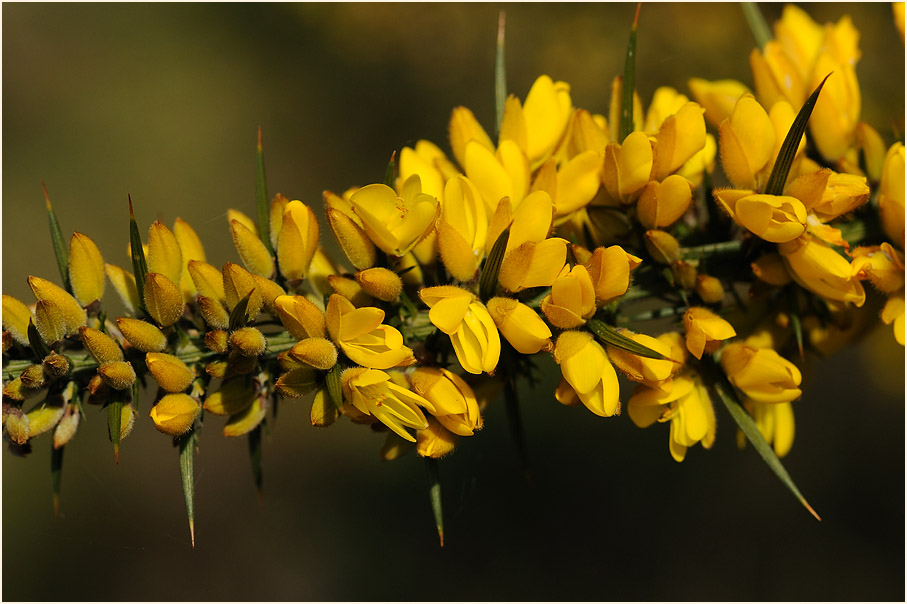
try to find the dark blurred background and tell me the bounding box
[3,3,904,601]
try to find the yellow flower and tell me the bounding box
[325,294,415,370]
[720,342,802,404]
[881,293,905,346]
[463,139,530,214]
[496,191,568,292]
[809,54,861,163]
[740,400,795,458]
[602,131,653,203]
[751,253,793,286]
[419,285,500,375]
[79,327,123,364]
[277,200,320,283]
[540,264,596,329]
[449,105,495,170]
[851,243,905,293]
[68,232,105,307]
[687,78,751,127]
[349,175,439,258]
[486,297,552,355]
[734,194,808,243]
[415,417,459,459]
[399,139,456,201]
[274,294,326,340]
[718,94,775,190]
[683,307,737,359]
[878,143,905,247]
[651,102,707,181]
[231,219,274,278]
[437,175,488,282]
[628,370,715,462]
[410,367,483,436]
[584,245,642,303]
[551,150,604,218]
[173,217,206,302]
[553,330,620,417]
[636,175,694,230]
[750,42,806,110]
[149,393,200,436]
[778,234,866,306]
[606,330,676,387]
[341,367,430,442]
[517,74,573,168]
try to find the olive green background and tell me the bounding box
[3,3,904,601]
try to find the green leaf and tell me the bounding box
[178,429,197,547]
[619,3,641,142]
[741,2,772,50]
[764,74,830,196]
[42,182,71,293]
[711,367,821,521]
[51,443,63,519]
[128,195,149,314]
[248,424,263,501]
[107,398,123,464]
[494,10,507,137]
[255,127,274,256]
[383,152,397,189]
[424,458,444,547]
[229,290,254,331]
[326,363,344,412]
[479,227,510,302]
[587,318,667,360]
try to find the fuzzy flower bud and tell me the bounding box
[68,232,105,307]
[149,393,201,436]
[97,361,136,390]
[29,276,86,335]
[144,273,184,327]
[277,200,320,283]
[2,294,32,346]
[355,267,403,302]
[288,337,338,371]
[231,219,274,278]
[146,352,195,393]
[79,327,124,364]
[274,295,326,340]
[486,297,552,355]
[229,327,266,357]
[116,317,168,352]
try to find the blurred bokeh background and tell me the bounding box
[3,3,904,601]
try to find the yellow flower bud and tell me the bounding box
[116,317,167,352]
[4,407,29,445]
[274,294,326,340]
[205,329,229,353]
[149,393,200,436]
[276,200,320,283]
[718,94,775,190]
[68,232,105,307]
[97,360,137,390]
[644,230,681,264]
[42,352,71,380]
[288,337,338,371]
[197,295,230,330]
[585,245,641,302]
[222,262,262,321]
[416,417,458,459]
[419,286,500,375]
[105,263,141,316]
[855,122,886,182]
[720,342,802,404]
[486,297,552,355]
[879,143,905,247]
[553,330,620,417]
[734,194,807,243]
[2,294,32,346]
[355,267,402,302]
[53,405,80,449]
[341,367,430,442]
[79,327,123,364]
[310,389,339,427]
[636,175,694,230]
[683,307,737,359]
[229,327,266,357]
[173,217,206,302]
[231,219,274,278]
[3,377,37,402]
[652,102,707,181]
[553,150,603,217]
[327,207,377,270]
[328,275,374,307]
[269,193,291,251]
[449,105,495,169]
[223,398,266,438]
[750,42,806,110]
[541,264,596,329]
[565,109,609,157]
[252,275,285,316]
[809,56,860,162]
[145,352,194,393]
[143,273,185,327]
[695,274,725,304]
[411,367,483,436]
[602,131,654,202]
[34,299,67,345]
[188,260,227,306]
[203,377,256,416]
[20,364,45,389]
[325,294,415,369]
[778,235,865,306]
[275,367,318,398]
[520,75,573,167]
[398,140,451,201]
[146,221,183,286]
[851,243,905,294]
[29,276,86,335]
[205,360,228,379]
[606,330,676,386]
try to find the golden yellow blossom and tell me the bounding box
[277,200,320,283]
[410,367,483,436]
[553,330,619,417]
[720,342,802,404]
[684,307,737,359]
[486,297,552,355]
[540,264,595,329]
[325,294,415,370]
[350,175,439,257]
[419,286,500,375]
[342,367,430,442]
[149,393,200,436]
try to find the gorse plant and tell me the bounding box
[2,4,904,548]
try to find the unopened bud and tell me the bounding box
[2,295,32,346]
[671,260,697,290]
[231,219,274,278]
[288,337,338,370]
[97,361,136,390]
[35,299,67,345]
[355,267,402,302]
[29,276,86,335]
[144,273,185,327]
[273,295,326,340]
[116,318,168,352]
[327,207,377,270]
[328,275,374,307]
[42,352,71,380]
[695,274,726,303]
[644,230,681,264]
[68,232,106,307]
[203,378,256,416]
[310,389,339,427]
[149,393,201,436]
[146,352,195,393]
[20,364,45,390]
[53,405,80,449]
[229,327,266,357]
[416,417,458,459]
[205,329,229,353]
[26,401,66,438]
[275,367,318,398]
[4,407,29,445]
[80,327,124,364]
[222,262,262,321]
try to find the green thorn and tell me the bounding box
[618,3,641,142]
[383,151,397,188]
[255,127,274,256]
[178,429,197,548]
[42,182,71,293]
[494,10,507,137]
[425,458,444,547]
[128,195,150,315]
[741,2,773,50]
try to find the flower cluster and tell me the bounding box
[2,4,903,542]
